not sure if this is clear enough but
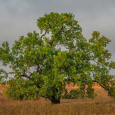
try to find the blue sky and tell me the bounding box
[0,0,115,81]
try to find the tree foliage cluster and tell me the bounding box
[0,12,115,104]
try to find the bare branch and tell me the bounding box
[37,65,42,74]
[21,73,32,80]
[40,29,47,39]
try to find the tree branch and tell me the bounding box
[37,65,42,74]
[40,29,47,39]
[21,73,32,80]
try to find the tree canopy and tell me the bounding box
[0,12,115,104]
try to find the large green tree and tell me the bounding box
[0,12,115,104]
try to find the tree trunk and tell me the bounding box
[49,95,60,104]
[49,86,61,104]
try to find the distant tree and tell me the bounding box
[0,12,115,104]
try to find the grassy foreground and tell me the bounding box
[0,93,115,115]
[0,82,115,115]
[0,100,115,115]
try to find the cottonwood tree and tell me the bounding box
[0,12,115,104]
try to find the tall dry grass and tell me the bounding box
[0,82,115,115]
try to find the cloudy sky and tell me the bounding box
[0,0,115,81]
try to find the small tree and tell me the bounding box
[0,12,115,104]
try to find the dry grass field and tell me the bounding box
[0,82,115,115]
